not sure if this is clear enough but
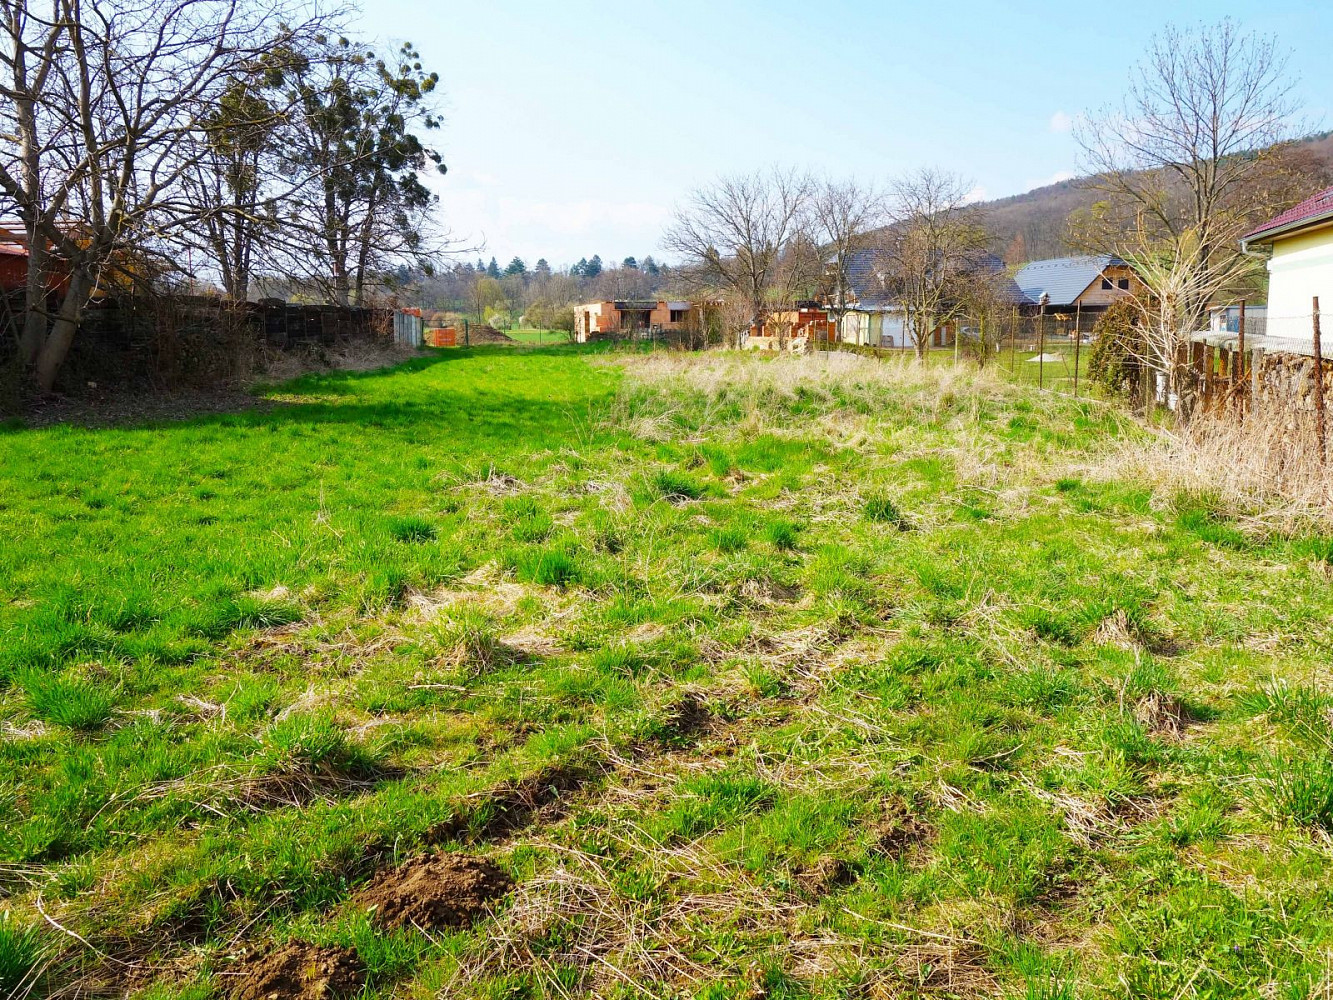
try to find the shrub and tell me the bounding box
[1087,299,1144,400]
[23,670,117,731]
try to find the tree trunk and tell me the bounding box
[913,310,930,364]
[34,269,94,391]
[19,239,49,363]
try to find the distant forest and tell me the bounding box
[979,131,1333,263]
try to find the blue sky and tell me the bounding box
[354,1,1332,270]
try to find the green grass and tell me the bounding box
[4,345,1333,998]
[505,328,570,345]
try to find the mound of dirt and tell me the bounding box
[654,692,713,746]
[871,809,930,859]
[355,853,512,930]
[232,941,363,1000]
[464,324,515,344]
[794,856,860,897]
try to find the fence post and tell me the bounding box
[1237,299,1246,417]
[1315,296,1327,465]
[1038,312,1045,390]
[1073,302,1082,398]
[1010,306,1017,374]
[1250,347,1263,417]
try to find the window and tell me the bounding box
[1101,278,1113,290]
[1118,278,1130,290]
[669,309,687,323]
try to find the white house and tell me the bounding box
[1241,187,1333,342]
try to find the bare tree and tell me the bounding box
[663,168,813,340]
[0,0,322,389]
[1074,18,1310,403]
[0,1,67,362]
[178,74,284,301]
[957,266,1015,367]
[882,168,990,362]
[811,177,883,335]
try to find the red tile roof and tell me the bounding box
[1244,186,1333,243]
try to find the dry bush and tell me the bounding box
[1101,408,1333,532]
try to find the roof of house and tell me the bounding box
[1243,186,1333,245]
[842,248,894,305]
[841,248,1017,309]
[1013,255,1121,308]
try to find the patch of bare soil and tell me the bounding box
[231,941,364,1000]
[794,856,860,898]
[16,341,416,428]
[19,386,277,428]
[893,941,996,996]
[870,808,931,860]
[428,763,595,843]
[355,853,513,931]
[653,692,714,747]
[465,324,516,344]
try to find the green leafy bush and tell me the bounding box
[1087,299,1144,400]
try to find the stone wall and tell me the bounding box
[1254,351,1333,431]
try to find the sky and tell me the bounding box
[352,0,1333,271]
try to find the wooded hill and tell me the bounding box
[979,131,1333,263]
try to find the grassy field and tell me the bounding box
[4,345,1333,999]
[505,329,570,346]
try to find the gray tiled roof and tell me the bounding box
[841,248,1017,309]
[1013,255,1120,308]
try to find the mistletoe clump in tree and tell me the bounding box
[275,36,448,306]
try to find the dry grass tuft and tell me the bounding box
[453,845,803,994]
[1101,409,1333,532]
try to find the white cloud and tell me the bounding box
[964,185,988,204]
[1049,111,1073,133]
